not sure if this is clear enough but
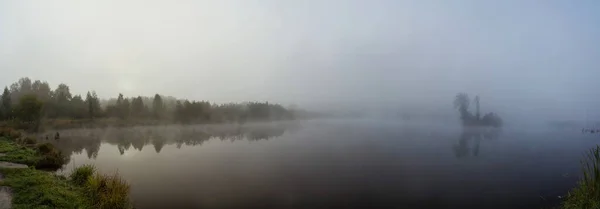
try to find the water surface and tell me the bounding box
[46,120,596,209]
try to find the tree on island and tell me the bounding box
[453,93,502,127]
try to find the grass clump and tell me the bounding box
[563,145,600,209]
[70,164,96,186]
[0,167,88,209]
[85,172,132,209]
[70,164,132,209]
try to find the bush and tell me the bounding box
[86,172,132,209]
[564,145,600,209]
[23,137,36,145]
[0,127,21,139]
[70,164,96,186]
[36,143,54,154]
[35,143,67,169]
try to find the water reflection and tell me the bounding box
[39,122,297,159]
[453,128,501,158]
[44,121,591,209]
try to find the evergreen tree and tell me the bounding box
[122,98,130,119]
[152,94,164,119]
[85,91,102,119]
[131,96,144,117]
[86,92,95,119]
[0,87,11,119]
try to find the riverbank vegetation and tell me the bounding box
[453,93,503,127]
[0,167,89,209]
[76,165,131,209]
[0,128,132,209]
[563,145,600,209]
[0,128,66,169]
[0,166,131,209]
[0,77,302,131]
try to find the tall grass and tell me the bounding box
[69,164,132,209]
[70,164,96,186]
[564,145,600,209]
[85,172,132,209]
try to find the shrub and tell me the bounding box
[70,164,96,186]
[0,128,21,139]
[35,143,67,169]
[36,143,55,154]
[23,137,36,145]
[11,130,21,138]
[86,172,132,209]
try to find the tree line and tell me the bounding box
[0,77,295,130]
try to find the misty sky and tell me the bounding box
[1,1,599,119]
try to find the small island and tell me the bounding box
[454,93,503,127]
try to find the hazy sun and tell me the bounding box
[117,80,134,93]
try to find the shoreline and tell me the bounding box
[0,128,132,209]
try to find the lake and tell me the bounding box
[42,119,597,209]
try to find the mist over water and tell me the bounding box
[39,119,592,209]
[2,1,600,120]
[2,1,600,208]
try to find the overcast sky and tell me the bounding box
[1,0,599,119]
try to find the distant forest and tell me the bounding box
[0,77,303,130]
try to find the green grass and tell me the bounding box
[0,138,67,169]
[0,166,132,209]
[0,137,67,169]
[0,138,40,166]
[85,172,131,209]
[70,164,132,209]
[0,168,89,209]
[563,145,600,209]
[70,164,96,186]
[0,129,132,209]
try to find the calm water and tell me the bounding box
[44,120,598,209]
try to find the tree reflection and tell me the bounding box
[42,122,295,158]
[152,131,166,153]
[453,128,500,158]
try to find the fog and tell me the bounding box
[1,0,599,122]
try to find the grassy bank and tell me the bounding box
[0,128,131,209]
[563,145,600,209]
[0,137,66,170]
[0,167,89,208]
